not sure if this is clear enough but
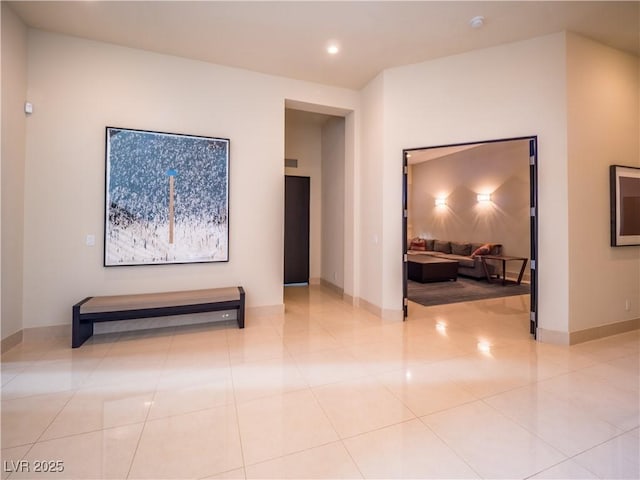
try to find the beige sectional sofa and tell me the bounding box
[408,239,502,279]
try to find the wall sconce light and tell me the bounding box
[435,197,447,206]
[477,193,492,203]
[477,340,492,354]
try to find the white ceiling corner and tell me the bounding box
[8,1,640,90]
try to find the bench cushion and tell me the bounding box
[80,287,241,314]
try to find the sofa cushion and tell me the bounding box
[490,244,502,255]
[446,254,476,268]
[425,239,435,251]
[434,240,451,254]
[409,238,426,251]
[451,242,471,256]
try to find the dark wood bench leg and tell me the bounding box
[237,286,245,329]
[72,298,94,348]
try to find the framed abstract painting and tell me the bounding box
[104,127,230,265]
[610,164,640,247]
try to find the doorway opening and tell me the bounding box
[283,107,348,297]
[402,137,538,337]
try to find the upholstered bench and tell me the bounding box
[72,286,245,348]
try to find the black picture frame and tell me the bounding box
[610,164,640,247]
[104,127,230,266]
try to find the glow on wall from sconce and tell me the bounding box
[435,197,447,206]
[477,193,492,203]
[435,321,447,335]
[477,340,492,354]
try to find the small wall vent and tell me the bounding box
[285,158,298,168]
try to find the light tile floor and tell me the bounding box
[1,286,638,479]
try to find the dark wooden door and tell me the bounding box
[284,176,310,284]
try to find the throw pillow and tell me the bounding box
[451,242,472,256]
[434,240,451,254]
[409,238,426,251]
[470,243,484,253]
[425,239,435,251]
[471,244,491,258]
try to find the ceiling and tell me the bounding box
[407,144,484,165]
[407,139,531,165]
[8,1,640,89]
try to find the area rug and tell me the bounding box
[408,276,530,307]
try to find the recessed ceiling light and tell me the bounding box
[469,16,485,29]
[327,44,340,55]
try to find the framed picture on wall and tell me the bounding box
[610,164,640,247]
[104,127,230,266]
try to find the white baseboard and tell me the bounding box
[246,304,285,317]
[5,306,286,343]
[358,297,381,317]
[320,278,344,296]
[343,293,357,306]
[382,309,404,321]
[1,330,23,353]
[357,297,403,321]
[538,317,640,345]
[536,328,570,345]
[569,317,640,344]
[23,324,69,340]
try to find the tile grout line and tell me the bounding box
[522,426,638,480]
[414,415,484,479]
[299,347,366,478]
[478,395,571,460]
[226,323,248,480]
[0,383,78,477]
[125,333,172,480]
[0,339,117,452]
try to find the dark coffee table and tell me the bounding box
[408,255,458,283]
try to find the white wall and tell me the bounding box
[10,25,637,340]
[343,111,359,301]
[321,116,345,288]
[566,33,640,331]
[358,73,386,312]
[284,109,323,282]
[21,30,359,328]
[1,4,28,341]
[410,140,531,277]
[376,33,570,333]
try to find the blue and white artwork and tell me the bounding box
[105,127,229,266]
